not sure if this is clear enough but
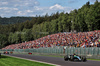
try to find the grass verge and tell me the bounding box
[0,55,54,66]
[87,59,100,61]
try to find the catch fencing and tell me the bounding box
[0,47,100,56]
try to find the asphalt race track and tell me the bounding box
[3,54,100,66]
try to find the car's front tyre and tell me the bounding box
[64,55,69,61]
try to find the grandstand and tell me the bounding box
[2,30,100,50]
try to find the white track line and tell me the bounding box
[3,54,61,66]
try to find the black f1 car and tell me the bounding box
[64,54,87,62]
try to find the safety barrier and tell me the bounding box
[0,47,100,56]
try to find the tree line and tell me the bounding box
[0,1,100,48]
[0,16,33,25]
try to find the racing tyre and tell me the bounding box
[82,56,87,62]
[64,55,69,61]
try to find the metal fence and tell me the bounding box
[0,47,100,56]
[65,47,100,55]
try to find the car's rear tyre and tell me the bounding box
[82,56,87,62]
[64,55,69,61]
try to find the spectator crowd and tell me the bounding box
[2,30,100,50]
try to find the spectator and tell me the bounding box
[2,30,100,50]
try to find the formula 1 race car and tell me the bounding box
[64,54,87,62]
[28,52,32,54]
[3,51,9,54]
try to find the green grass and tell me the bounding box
[0,55,54,66]
[87,59,100,61]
